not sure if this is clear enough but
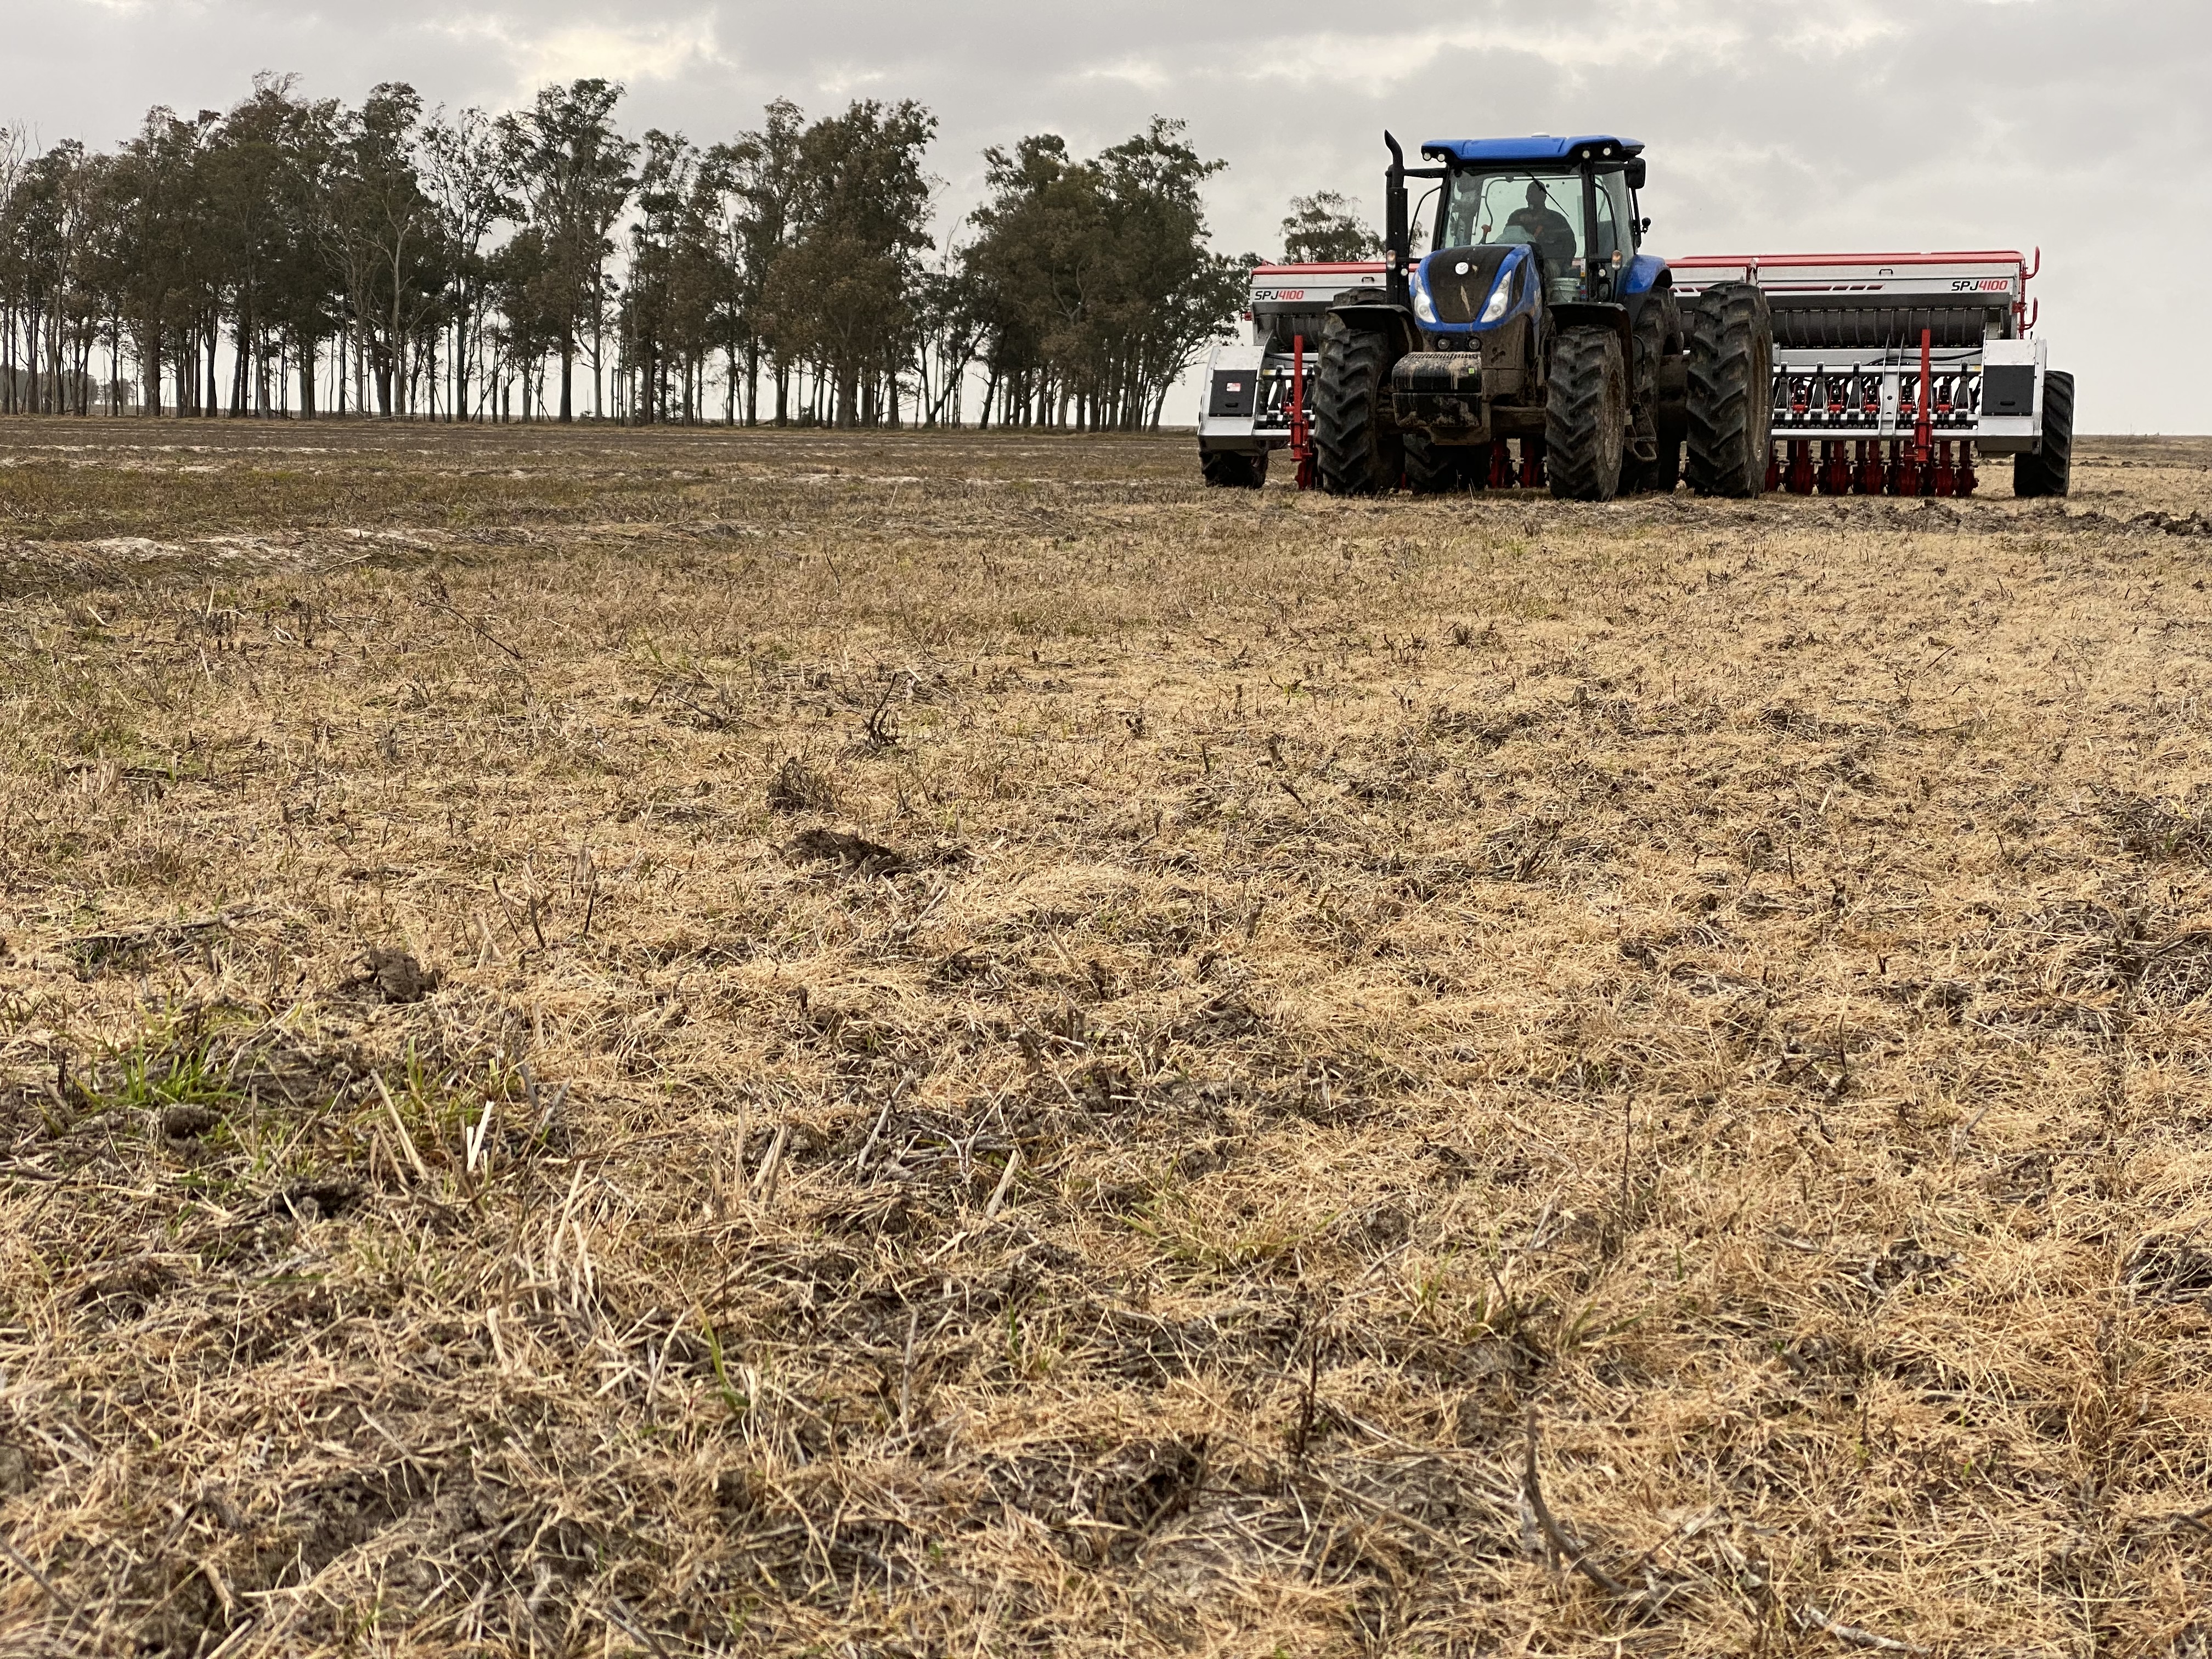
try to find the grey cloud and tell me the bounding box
[8,0,2207,428]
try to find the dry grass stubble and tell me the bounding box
[2,418,2211,1655]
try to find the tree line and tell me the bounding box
[0,76,1276,430]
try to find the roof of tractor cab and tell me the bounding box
[1421,136,1643,165]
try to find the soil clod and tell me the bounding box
[341,947,440,1003]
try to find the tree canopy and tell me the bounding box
[1280,191,1381,264]
[0,80,1255,430]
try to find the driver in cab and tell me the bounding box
[1506,181,1577,269]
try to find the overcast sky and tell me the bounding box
[9,0,2208,432]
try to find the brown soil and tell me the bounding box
[2,416,2210,1656]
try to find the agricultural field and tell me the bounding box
[3,416,2212,1657]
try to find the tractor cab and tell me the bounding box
[1419,137,1650,313]
[1402,137,1662,351]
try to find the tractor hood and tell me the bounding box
[1412,244,1537,331]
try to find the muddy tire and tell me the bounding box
[1546,326,1626,502]
[2012,369,2074,498]
[1403,432,1474,494]
[1314,320,1403,495]
[1685,281,1773,497]
[1200,447,1267,489]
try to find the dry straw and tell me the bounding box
[1,417,2210,1655]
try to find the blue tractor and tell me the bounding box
[1312,133,1773,499]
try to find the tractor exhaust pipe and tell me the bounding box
[1384,131,1410,312]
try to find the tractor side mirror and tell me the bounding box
[1414,185,1438,247]
[1623,157,1646,190]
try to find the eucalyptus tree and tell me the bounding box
[103,108,221,415]
[912,247,984,426]
[965,120,1241,430]
[52,144,105,411]
[498,80,636,421]
[622,129,690,421]
[420,106,516,420]
[258,91,343,416]
[4,139,98,411]
[0,125,27,410]
[962,134,1063,425]
[763,99,936,427]
[205,76,341,416]
[1280,191,1380,264]
[327,84,450,415]
[1093,120,1246,428]
[487,224,562,420]
[623,131,748,423]
[715,98,806,424]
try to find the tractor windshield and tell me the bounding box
[1437,166,1632,291]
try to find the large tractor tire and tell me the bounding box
[1200,447,1268,489]
[1684,281,1773,497]
[2013,370,2074,498]
[1546,326,1627,501]
[1404,432,1477,493]
[1314,320,1403,495]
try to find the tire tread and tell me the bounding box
[1546,327,1626,501]
[1685,282,1773,497]
[2012,369,2074,498]
[1314,321,1402,495]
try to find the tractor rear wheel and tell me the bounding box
[1314,320,1403,495]
[2012,370,2074,498]
[1200,447,1267,489]
[1546,326,1627,501]
[1685,281,1773,497]
[1404,432,1475,493]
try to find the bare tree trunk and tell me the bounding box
[560,319,574,423]
[45,302,63,415]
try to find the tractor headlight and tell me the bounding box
[1479,278,1511,324]
[1411,270,1437,325]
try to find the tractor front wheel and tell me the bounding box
[1684,281,1773,497]
[1314,320,1403,495]
[1546,326,1627,501]
[2012,370,2074,498]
